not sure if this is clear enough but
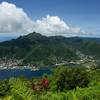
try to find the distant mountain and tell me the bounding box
[0,32,100,67]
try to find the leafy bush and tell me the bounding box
[0,67,100,100]
[0,80,11,97]
[9,78,34,100]
[52,66,90,91]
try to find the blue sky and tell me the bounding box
[0,0,100,41]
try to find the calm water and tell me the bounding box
[0,68,52,80]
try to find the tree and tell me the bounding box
[53,66,90,91]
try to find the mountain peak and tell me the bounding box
[18,32,47,41]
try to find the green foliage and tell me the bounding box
[0,80,11,97]
[2,32,100,66]
[81,41,100,58]
[9,78,34,100]
[0,67,100,100]
[51,66,90,91]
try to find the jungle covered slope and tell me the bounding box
[0,32,100,66]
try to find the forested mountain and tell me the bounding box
[0,32,100,66]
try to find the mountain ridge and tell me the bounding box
[0,32,100,67]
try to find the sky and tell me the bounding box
[0,0,100,41]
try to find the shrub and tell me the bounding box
[52,66,90,91]
[0,80,11,97]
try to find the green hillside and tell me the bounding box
[0,32,100,66]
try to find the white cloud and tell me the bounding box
[34,15,82,36]
[0,2,34,33]
[0,2,87,37]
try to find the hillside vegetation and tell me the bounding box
[0,32,100,67]
[0,66,100,100]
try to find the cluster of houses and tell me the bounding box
[0,51,98,70]
[55,51,98,69]
[0,58,39,70]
